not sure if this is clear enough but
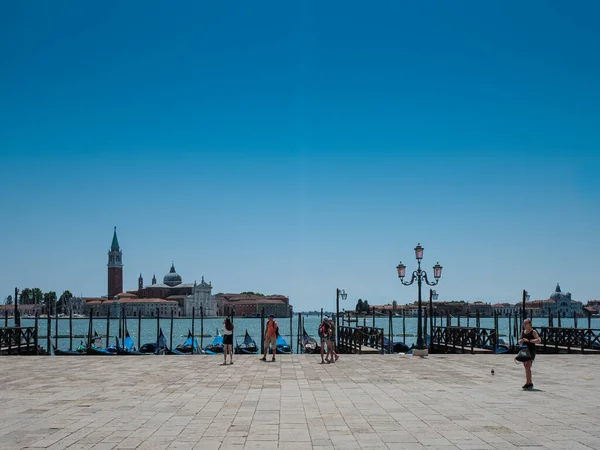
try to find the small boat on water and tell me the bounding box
[274,331,291,354]
[139,328,167,354]
[53,340,87,356]
[86,331,115,355]
[235,330,258,354]
[302,328,320,354]
[204,330,224,354]
[383,337,410,354]
[174,330,200,354]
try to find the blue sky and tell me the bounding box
[1,1,599,310]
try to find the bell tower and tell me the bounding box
[107,227,123,298]
[138,273,143,290]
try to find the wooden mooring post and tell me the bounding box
[69,308,73,350]
[260,308,265,354]
[137,307,142,349]
[200,306,204,350]
[191,307,195,349]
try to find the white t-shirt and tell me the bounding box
[222,327,233,336]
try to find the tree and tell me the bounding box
[392,300,397,312]
[57,290,73,314]
[43,291,57,315]
[363,300,370,313]
[5,295,12,305]
[356,299,364,313]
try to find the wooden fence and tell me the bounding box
[538,327,600,353]
[338,325,384,354]
[430,326,497,354]
[0,327,38,355]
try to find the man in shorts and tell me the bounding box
[261,314,278,362]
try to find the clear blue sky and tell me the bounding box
[1,1,599,310]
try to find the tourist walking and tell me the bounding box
[261,314,278,362]
[222,317,234,365]
[319,317,330,363]
[518,319,540,389]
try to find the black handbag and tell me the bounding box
[515,345,532,362]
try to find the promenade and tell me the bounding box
[0,355,599,450]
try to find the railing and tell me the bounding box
[0,327,38,355]
[539,327,600,353]
[431,326,497,354]
[338,326,384,354]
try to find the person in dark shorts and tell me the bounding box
[518,319,540,389]
[222,317,234,365]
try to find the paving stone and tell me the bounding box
[1,355,600,450]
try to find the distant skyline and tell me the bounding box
[1,2,599,310]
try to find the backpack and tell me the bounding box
[318,324,325,339]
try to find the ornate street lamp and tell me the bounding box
[335,288,347,349]
[396,243,442,356]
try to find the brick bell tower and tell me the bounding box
[107,227,123,298]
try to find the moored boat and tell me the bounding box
[204,330,224,354]
[302,328,320,354]
[235,330,258,354]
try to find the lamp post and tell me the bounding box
[521,289,530,325]
[429,289,438,345]
[335,288,347,349]
[396,243,442,356]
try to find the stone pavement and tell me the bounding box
[0,354,599,450]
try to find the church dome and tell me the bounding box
[163,264,182,287]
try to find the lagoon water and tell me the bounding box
[10,315,600,352]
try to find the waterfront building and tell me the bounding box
[184,276,217,316]
[524,283,583,318]
[493,303,520,317]
[215,293,292,318]
[84,297,179,317]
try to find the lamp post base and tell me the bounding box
[412,347,429,357]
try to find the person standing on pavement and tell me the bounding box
[261,314,278,362]
[518,319,540,389]
[222,317,234,365]
[319,317,331,363]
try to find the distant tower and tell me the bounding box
[107,227,123,298]
[138,273,143,290]
[152,274,157,285]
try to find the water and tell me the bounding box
[7,315,600,352]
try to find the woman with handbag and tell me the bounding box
[517,319,540,389]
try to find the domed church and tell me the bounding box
[130,263,194,303]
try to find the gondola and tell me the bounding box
[383,337,410,354]
[86,331,115,355]
[302,328,320,354]
[274,331,291,354]
[53,340,87,356]
[235,330,258,354]
[116,336,148,355]
[204,330,224,354]
[174,330,200,354]
[139,328,167,354]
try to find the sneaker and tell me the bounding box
[260,357,266,361]
[230,361,234,365]
[335,355,339,361]
[221,362,227,365]
[522,384,529,389]
[527,384,533,390]
[271,357,276,362]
